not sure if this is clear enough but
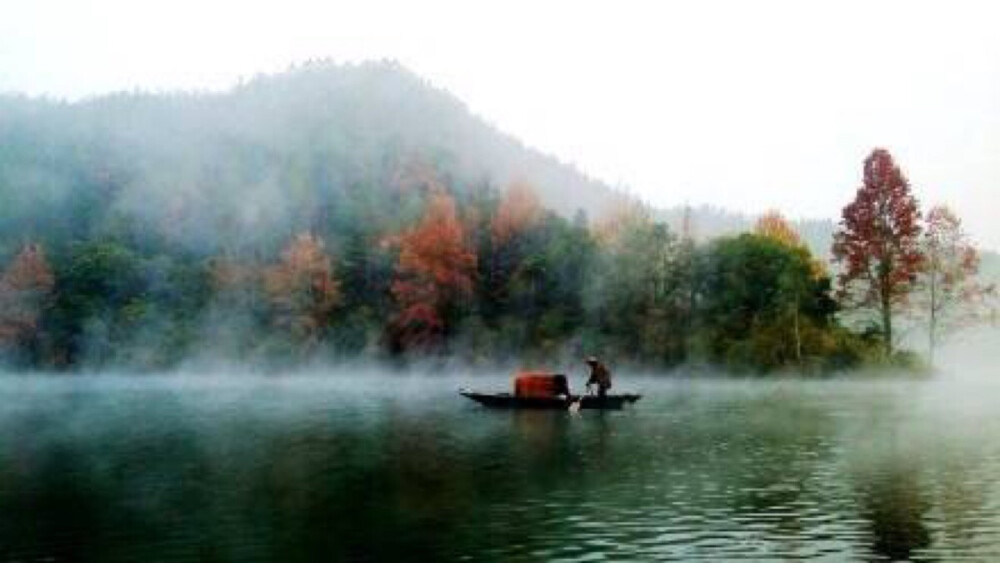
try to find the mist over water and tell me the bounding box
[2,371,1000,561]
[2,3,998,560]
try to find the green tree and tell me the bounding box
[46,242,146,366]
[698,234,838,371]
[587,218,693,365]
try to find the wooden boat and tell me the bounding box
[460,389,642,410]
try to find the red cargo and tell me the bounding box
[513,372,569,398]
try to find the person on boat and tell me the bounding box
[585,356,612,399]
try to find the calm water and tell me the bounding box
[2,373,1000,561]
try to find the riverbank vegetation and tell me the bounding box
[1,63,994,373]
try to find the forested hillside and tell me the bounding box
[0,61,990,371]
[0,61,618,260]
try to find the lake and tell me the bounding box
[2,372,1000,561]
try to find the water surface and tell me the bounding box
[2,374,1000,561]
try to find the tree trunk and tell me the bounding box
[928,316,935,368]
[881,289,893,358]
[928,270,938,369]
[793,292,802,365]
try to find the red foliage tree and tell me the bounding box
[390,192,476,351]
[0,243,55,348]
[832,149,923,356]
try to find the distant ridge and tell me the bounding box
[227,60,626,218]
[0,60,890,261]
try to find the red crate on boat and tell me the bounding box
[513,372,569,398]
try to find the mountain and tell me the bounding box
[5,59,994,268]
[1,60,847,263]
[0,61,625,258]
[2,60,988,370]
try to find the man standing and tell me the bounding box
[585,356,612,399]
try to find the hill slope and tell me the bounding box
[0,61,627,257]
[1,60,850,261]
[2,60,987,370]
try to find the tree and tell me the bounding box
[389,192,476,352]
[210,257,261,306]
[917,205,994,366]
[754,210,825,361]
[487,182,543,323]
[699,234,838,371]
[590,196,652,247]
[46,241,146,365]
[832,149,923,357]
[0,243,55,360]
[754,209,802,247]
[331,220,397,354]
[264,233,341,346]
[586,217,693,365]
[491,181,542,245]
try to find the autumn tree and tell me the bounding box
[389,192,476,352]
[917,205,994,366]
[264,233,341,346]
[832,149,923,357]
[0,243,55,358]
[754,210,802,247]
[591,196,652,248]
[210,257,262,308]
[491,181,543,245]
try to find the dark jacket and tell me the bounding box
[586,362,612,391]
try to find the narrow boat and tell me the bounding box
[460,389,642,410]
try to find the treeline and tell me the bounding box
[0,62,995,372]
[0,180,825,371]
[1,148,991,372]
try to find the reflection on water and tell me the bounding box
[2,375,1000,561]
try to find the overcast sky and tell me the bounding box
[2,0,998,247]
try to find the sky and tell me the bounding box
[2,0,998,248]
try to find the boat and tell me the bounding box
[461,371,641,410]
[460,389,642,410]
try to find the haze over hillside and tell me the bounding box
[1,59,995,371]
[1,62,601,256]
[3,60,995,264]
[4,61,869,261]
